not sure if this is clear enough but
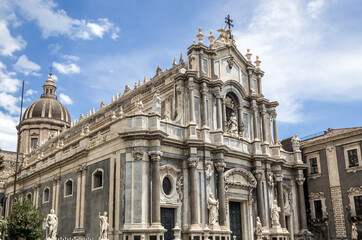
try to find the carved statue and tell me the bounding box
[207,193,219,225]
[152,91,161,114]
[135,98,143,113]
[291,134,301,151]
[267,172,274,188]
[227,113,238,136]
[271,199,281,228]
[352,222,358,240]
[255,217,263,239]
[118,106,124,118]
[46,209,58,240]
[99,212,109,240]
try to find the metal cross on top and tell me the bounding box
[225,14,234,29]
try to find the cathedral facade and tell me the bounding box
[2,27,308,240]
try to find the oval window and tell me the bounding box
[162,177,172,195]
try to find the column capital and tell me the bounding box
[33,183,40,190]
[187,82,195,90]
[238,104,244,110]
[148,151,162,161]
[52,175,61,184]
[188,157,199,168]
[295,177,305,185]
[274,173,284,182]
[200,88,208,95]
[214,162,226,172]
[213,92,222,99]
[254,170,263,181]
[132,150,144,161]
[271,111,277,119]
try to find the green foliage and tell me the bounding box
[0,149,4,171]
[7,198,43,240]
[0,215,7,235]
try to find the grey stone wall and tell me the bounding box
[38,180,53,240]
[58,171,77,238]
[84,158,110,238]
[119,153,126,229]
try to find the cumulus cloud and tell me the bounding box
[0,111,18,151]
[60,54,79,61]
[25,89,37,96]
[13,55,41,76]
[0,61,21,93]
[14,0,120,40]
[53,62,80,74]
[0,20,26,56]
[59,93,73,105]
[307,0,324,19]
[233,0,362,123]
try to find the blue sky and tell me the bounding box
[1,0,362,151]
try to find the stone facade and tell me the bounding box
[301,127,362,240]
[1,27,308,240]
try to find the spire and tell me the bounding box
[42,71,57,99]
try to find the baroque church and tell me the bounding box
[1,27,309,240]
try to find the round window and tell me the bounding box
[162,177,172,195]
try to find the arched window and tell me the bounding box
[43,187,50,203]
[26,193,32,201]
[92,169,103,190]
[64,179,73,197]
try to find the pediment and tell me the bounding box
[223,168,257,189]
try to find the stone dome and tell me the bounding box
[22,72,71,125]
[23,98,71,124]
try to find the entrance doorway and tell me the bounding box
[229,201,242,240]
[161,208,175,240]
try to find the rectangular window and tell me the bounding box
[243,113,249,138]
[161,101,165,119]
[31,138,38,149]
[242,72,247,90]
[194,96,200,126]
[206,100,209,126]
[252,79,257,92]
[348,149,359,167]
[214,61,220,78]
[310,158,318,174]
[212,99,217,130]
[355,196,362,216]
[314,200,323,219]
[203,59,208,75]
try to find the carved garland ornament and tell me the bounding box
[309,192,326,200]
[347,186,362,195]
[204,160,214,180]
[223,168,257,189]
[132,151,144,161]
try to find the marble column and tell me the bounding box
[254,170,266,226]
[188,80,196,124]
[296,178,307,230]
[222,99,227,132]
[216,94,223,131]
[276,174,286,228]
[251,100,258,139]
[80,166,87,229]
[149,151,162,225]
[201,87,208,128]
[188,157,199,225]
[215,162,226,226]
[272,112,278,144]
[238,105,244,135]
[75,168,82,228]
[260,105,267,143]
[52,176,60,213]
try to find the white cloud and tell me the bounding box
[307,0,324,19]
[13,55,41,76]
[61,54,79,61]
[234,0,362,123]
[0,20,26,56]
[25,89,37,96]
[0,92,20,115]
[53,62,80,74]
[0,111,18,151]
[59,93,73,105]
[51,74,58,81]
[0,61,21,93]
[14,0,119,40]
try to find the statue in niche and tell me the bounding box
[271,199,281,228]
[255,217,263,239]
[291,134,301,151]
[46,209,58,240]
[227,113,238,136]
[99,212,109,240]
[267,172,274,188]
[135,98,143,113]
[352,222,358,240]
[152,91,161,114]
[207,193,219,225]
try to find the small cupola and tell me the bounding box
[42,72,57,98]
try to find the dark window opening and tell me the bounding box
[65,180,73,196]
[348,149,359,167]
[31,138,38,150]
[93,170,103,188]
[162,177,172,195]
[310,158,318,174]
[314,200,323,219]
[354,196,362,216]
[43,188,50,202]
[27,193,32,201]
